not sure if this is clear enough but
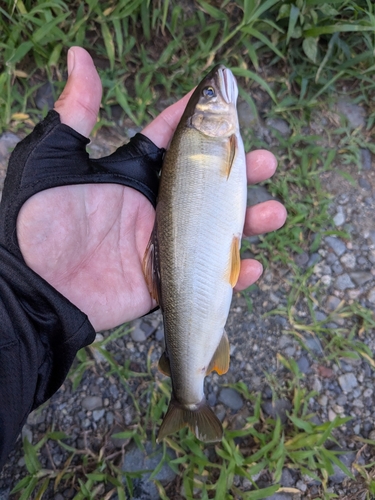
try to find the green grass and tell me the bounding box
[1,0,375,498]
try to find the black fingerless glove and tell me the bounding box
[0,110,165,471]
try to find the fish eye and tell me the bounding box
[202,86,215,98]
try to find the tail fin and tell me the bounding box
[157,398,223,443]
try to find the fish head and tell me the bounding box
[183,65,239,138]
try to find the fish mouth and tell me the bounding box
[218,67,238,104]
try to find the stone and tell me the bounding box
[361,148,372,170]
[350,271,373,286]
[297,355,310,374]
[218,388,243,410]
[333,212,345,226]
[237,100,259,129]
[325,236,346,256]
[248,185,275,206]
[35,81,55,110]
[304,334,323,355]
[359,177,371,190]
[307,253,320,267]
[266,494,293,500]
[131,326,146,342]
[280,468,295,487]
[337,100,366,129]
[328,447,357,484]
[262,399,292,424]
[0,488,10,500]
[335,274,355,290]
[294,252,309,267]
[326,295,341,311]
[122,442,176,500]
[92,409,105,421]
[367,289,375,304]
[340,253,356,269]
[0,132,20,159]
[338,373,358,392]
[266,117,291,138]
[81,396,103,411]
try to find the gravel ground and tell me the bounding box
[0,91,374,499]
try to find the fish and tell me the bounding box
[143,64,247,442]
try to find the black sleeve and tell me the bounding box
[0,110,165,470]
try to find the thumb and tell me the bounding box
[54,47,102,137]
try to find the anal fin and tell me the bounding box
[206,330,230,375]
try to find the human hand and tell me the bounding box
[16,47,286,332]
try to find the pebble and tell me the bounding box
[265,117,291,138]
[326,295,341,311]
[340,253,356,269]
[92,409,105,421]
[247,185,275,206]
[328,448,357,484]
[303,334,323,355]
[358,177,371,190]
[297,355,310,374]
[333,212,345,226]
[360,148,372,170]
[350,271,373,286]
[338,373,358,392]
[81,396,103,411]
[262,399,292,424]
[122,442,176,500]
[335,274,355,290]
[294,252,309,267]
[325,236,347,256]
[337,100,366,128]
[218,388,243,410]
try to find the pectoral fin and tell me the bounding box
[228,235,241,287]
[206,330,230,375]
[158,351,171,377]
[224,134,237,179]
[142,222,162,305]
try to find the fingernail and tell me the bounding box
[67,48,75,76]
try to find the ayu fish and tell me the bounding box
[143,65,247,442]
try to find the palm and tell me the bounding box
[17,183,155,332]
[14,47,286,333]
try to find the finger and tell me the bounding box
[234,259,263,291]
[244,200,287,236]
[141,90,194,149]
[246,150,278,185]
[54,47,102,137]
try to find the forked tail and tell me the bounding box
[157,398,223,443]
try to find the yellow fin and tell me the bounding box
[206,331,230,375]
[224,134,237,179]
[157,398,223,443]
[228,235,241,287]
[158,352,171,377]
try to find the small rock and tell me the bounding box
[361,148,372,170]
[333,212,345,226]
[340,253,356,269]
[335,274,355,290]
[237,100,259,129]
[81,396,103,411]
[248,185,275,206]
[21,425,33,444]
[0,488,10,500]
[262,399,292,424]
[337,100,366,129]
[35,81,55,110]
[266,117,291,138]
[307,253,320,267]
[367,289,375,303]
[93,409,105,422]
[312,378,322,393]
[350,271,373,286]
[297,355,310,374]
[122,442,176,500]
[266,493,293,500]
[294,252,309,267]
[304,334,324,355]
[280,468,295,487]
[326,295,341,311]
[325,236,347,256]
[359,177,371,190]
[328,447,356,484]
[218,388,243,410]
[0,132,20,159]
[338,373,358,392]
